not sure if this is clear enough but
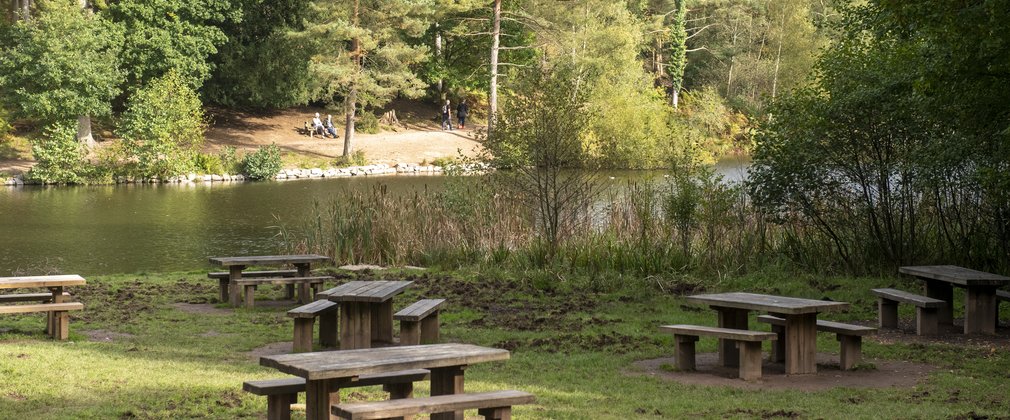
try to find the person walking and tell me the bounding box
[456,100,469,129]
[441,99,453,131]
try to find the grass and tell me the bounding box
[0,267,1008,418]
[0,135,32,160]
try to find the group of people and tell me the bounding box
[441,99,469,131]
[310,113,339,139]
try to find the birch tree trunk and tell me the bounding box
[487,0,501,134]
[77,115,95,149]
[342,0,361,157]
[770,11,785,102]
[435,23,444,101]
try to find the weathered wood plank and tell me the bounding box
[208,270,298,279]
[871,288,946,308]
[287,300,338,318]
[260,344,509,381]
[331,390,535,420]
[325,281,413,303]
[233,276,333,286]
[209,255,330,267]
[244,370,431,396]
[0,275,86,289]
[685,292,849,314]
[0,302,83,314]
[394,299,446,322]
[0,292,69,303]
[658,325,777,342]
[757,315,877,336]
[900,265,1010,286]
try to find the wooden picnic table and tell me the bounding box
[260,343,510,420]
[317,280,413,350]
[900,265,1010,335]
[208,254,330,306]
[0,275,87,340]
[685,292,849,375]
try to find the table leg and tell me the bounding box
[304,378,339,420]
[218,278,229,303]
[371,300,394,346]
[228,265,245,307]
[924,279,954,325]
[430,365,466,420]
[714,306,748,367]
[340,301,371,350]
[48,286,65,338]
[295,263,312,304]
[784,313,818,375]
[964,286,997,335]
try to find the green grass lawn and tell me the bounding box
[0,268,1007,419]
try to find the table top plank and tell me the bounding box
[685,292,849,314]
[208,255,331,267]
[261,344,509,381]
[324,281,413,303]
[899,265,1010,286]
[0,275,87,289]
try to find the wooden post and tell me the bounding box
[293,318,315,352]
[916,307,938,335]
[285,284,295,300]
[319,308,338,348]
[266,393,296,420]
[218,278,230,303]
[674,335,698,371]
[244,285,256,308]
[373,300,394,345]
[297,282,312,304]
[382,381,416,420]
[964,286,997,335]
[769,324,786,363]
[420,310,440,344]
[400,320,420,346]
[477,407,512,420]
[784,313,817,374]
[340,302,371,350]
[715,306,748,367]
[228,265,245,306]
[838,335,861,370]
[923,279,954,325]
[737,341,763,381]
[430,365,466,420]
[304,379,338,420]
[878,298,898,328]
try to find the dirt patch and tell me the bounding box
[171,303,231,315]
[82,329,135,342]
[245,342,293,361]
[628,353,936,391]
[873,318,1010,349]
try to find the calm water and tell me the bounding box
[0,160,748,275]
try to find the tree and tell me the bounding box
[0,0,123,148]
[301,0,429,157]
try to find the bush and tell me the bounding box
[118,70,206,178]
[26,122,92,184]
[334,149,368,167]
[218,146,241,174]
[192,152,223,174]
[357,112,380,134]
[242,144,282,180]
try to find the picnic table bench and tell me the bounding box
[395,298,445,345]
[871,288,945,335]
[659,324,776,381]
[317,280,413,350]
[757,315,876,370]
[0,275,86,340]
[332,390,535,420]
[208,255,331,307]
[899,265,1010,335]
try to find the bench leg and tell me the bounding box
[916,307,938,335]
[228,265,245,307]
[674,335,698,371]
[51,311,70,340]
[244,285,257,308]
[382,382,416,420]
[715,306,748,367]
[738,341,763,381]
[478,407,512,420]
[293,318,315,352]
[284,284,295,300]
[964,287,997,335]
[420,311,440,344]
[372,300,394,345]
[400,320,420,346]
[297,282,312,304]
[769,324,786,363]
[924,279,954,325]
[305,379,339,420]
[218,278,230,303]
[430,366,465,420]
[319,308,338,348]
[267,393,296,420]
[838,334,862,370]
[878,298,899,329]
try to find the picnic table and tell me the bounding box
[900,265,1010,335]
[260,343,510,420]
[0,275,87,340]
[208,254,330,307]
[685,292,849,375]
[317,280,413,350]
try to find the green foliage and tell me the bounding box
[0,0,123,126]
[192,153,223,174]
[242,144,282,180]
[26,121,92,184]
[679,86,751,159]
[118,71,206,178]
[333,149,368,168]
[356,112,380,134]
[218,146,241,174]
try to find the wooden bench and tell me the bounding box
[244,369,431,420]
[234,276,334,308]
[0,302,84,340]
[658,324,776,381]
[757,315,876,370]
[871,288,946,335]
[287,300,338,352]
[208,270,298,302]
[394,299,445,345]
[331,390,535,420]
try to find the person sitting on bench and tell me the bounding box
[326,114,339,139]
[312,113,325,138]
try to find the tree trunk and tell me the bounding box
[77,115,95,149]
[770,11,785,102]
[672,88,679,108]
[343,0,361,157]
[488,0,501,134]
[435,23,444,101]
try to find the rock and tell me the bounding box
[187,173,197,181]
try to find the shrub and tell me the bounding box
[242,144,282,180]
[218,146,241,174]
[26,122,91,184]
[334,149,368,167]
[357,112,380,134]
[192,152,223,174]
[118,70,205,178]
